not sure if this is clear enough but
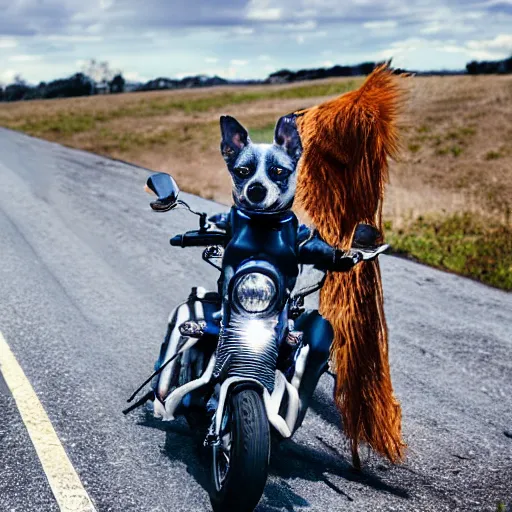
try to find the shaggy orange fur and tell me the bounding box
[294,65,406,467]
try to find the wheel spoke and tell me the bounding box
[213,404,232,490]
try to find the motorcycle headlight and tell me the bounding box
[234,273,277,313]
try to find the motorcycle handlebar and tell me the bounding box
[170,230,228,248]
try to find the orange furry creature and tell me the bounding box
[294,65,406,468]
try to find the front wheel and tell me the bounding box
[210,388,270,512]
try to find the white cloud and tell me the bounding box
[99,0,115,9]
[291,28,327,45]
[257,55,272,61]
[124,71,149,82]
[322,60,334,67]
[232,27,254,36]
[295,9,318,19]
[205,57,219,64]
[246,0,282,21]
[400,38,468,55]
[420,19,478,35]
[374,37,467,68]
[467,34,512,53]
[467,50,498,60]
[465,34,512,60]
[441,45,466,53]
[0,69,17,85]
[465,11,485,20]
[8,55,42,62]
[363,20,397,30]
[247,8,281,20]
[86,23,103,34]
[230,59,248,66]
[44,35,103,43]
[384,38,466,53]
[284,20,317,31]
[0,38,18,49]
[420,22,444,35]
[481,0,512,6]
[372,33,512,70]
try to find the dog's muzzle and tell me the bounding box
[247,182,267,204]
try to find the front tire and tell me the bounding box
[210,388,270,512]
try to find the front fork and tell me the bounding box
[205,376,294,448]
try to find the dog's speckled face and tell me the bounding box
[220,114,302,212]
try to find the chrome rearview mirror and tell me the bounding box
[145,173,180,212]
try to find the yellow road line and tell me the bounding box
[0,331,97,512]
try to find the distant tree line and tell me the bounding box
[2,56,511,103]
[466,56,512,75]
[0,73,125,102]
[0,71,228,102]
[0,59,126,102]
[0,73,92,102]
[266,62,377,84]
[138,75,229,91]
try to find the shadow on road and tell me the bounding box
[308,383,343,428]
[137,400,410,511]
[266,437,409,507]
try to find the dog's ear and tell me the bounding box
[220,115,250,162]
[274,113,302,163]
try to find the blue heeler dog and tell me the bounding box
[220,114,302,212]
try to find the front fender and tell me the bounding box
[214,377,264,436]
[213,375,297,439]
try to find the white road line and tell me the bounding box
[0,331,97,512]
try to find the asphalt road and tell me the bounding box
[0,127,511,512]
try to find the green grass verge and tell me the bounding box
[4,79,360,139]
[385,213,512,291]
[153,79,359,115]
[250,122,276,143]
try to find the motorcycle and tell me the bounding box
[125,172,389,512]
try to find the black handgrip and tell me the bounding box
[170,230,227,248]
[170,234,184,247]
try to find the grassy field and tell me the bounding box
[1,75,511,290]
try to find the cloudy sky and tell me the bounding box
[1,0,511,85]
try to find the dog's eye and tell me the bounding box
[234,166,251,178]
[270,166,291,180]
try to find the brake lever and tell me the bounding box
[358,244,390,261]
[289,272,327,319]
[202,246,223,271]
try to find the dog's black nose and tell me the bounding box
[247,183,267,203]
